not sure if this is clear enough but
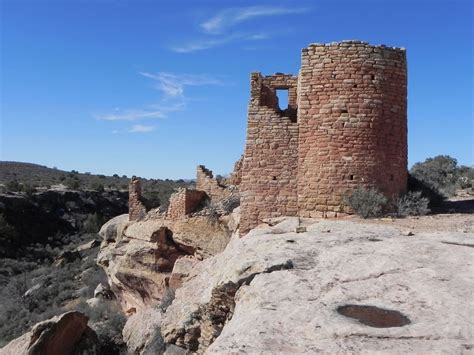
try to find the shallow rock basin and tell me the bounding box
[337,304,411,328]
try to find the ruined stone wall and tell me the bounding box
[167,188,206,221]
[238,41,408,233]
[129,177,147,221]
[196,165,231,201]
[240,73,299,234]
[228,155,244,186]
[297,41,407,216]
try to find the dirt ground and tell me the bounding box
[336,189,474,234]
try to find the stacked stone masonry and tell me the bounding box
[167,188,207,221]
[228,155,244,186]
[196,165,232,201]
[240,41,408,234]
[129,177,147,221]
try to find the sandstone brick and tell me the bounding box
[240,41,407,235]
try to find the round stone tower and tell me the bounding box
[296,41,407,216]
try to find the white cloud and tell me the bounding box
[139,71,224,96]
[170,6,308,53]
[96,109,165,121]
[129,124,155,133]
[171,36,234,53]
[201,6,309,34]
[171,32,270,53]
[96,71,224,128]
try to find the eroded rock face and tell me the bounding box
[122,308,164,355]
[97,214,232,313]
[160,218,474,354]
[0,311,99,355]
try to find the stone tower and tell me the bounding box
[240,41,407,234]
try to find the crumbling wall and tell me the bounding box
[297,41,407,216]
[129,177,147,221]
[240,73,299,234]
[196,165,231,201]
[228,155,244,186]
[167,188,206,221]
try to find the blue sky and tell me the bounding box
[1,0,472,179]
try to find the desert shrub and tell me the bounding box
[395,191,430,217]
[458,165,474,189]
[143,191,161,210]
[0,242,107,343]
[410,155,459,197]
[221,194,240,214]
[345,187,387,218]
[77,300,126,353]
[159,288,176,312]
[5,180,21,192]
[65,177,81,190]
[407,174,445,207]
[207,204,220,224]
[0,215,18,253]
[0,260,78,341]
[91,182,105,192]
[82,213,104,233]
[22,183,37,195]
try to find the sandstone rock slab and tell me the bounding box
[159,219,473,354]
[0,311,99,355]
[122,308,164,355]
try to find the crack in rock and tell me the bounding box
[169,260,294,353]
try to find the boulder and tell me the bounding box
[168,256,201,290]
[53,250,81,267]
[94,283,115,299]
[0,311,99,355]
[160,218,474,354]
[122,308,164,355]
[76,239,100,251]
[99,214,128,243]
[97,215,231,313]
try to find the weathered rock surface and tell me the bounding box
[160,218,474,354]
[122,308,164,355]
[98,214,232,312]
[0,311,99,355]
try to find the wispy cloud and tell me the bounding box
[139,72,224,96]
[96,109,165,121]
[201,6,309,34]
[96,71,224,131]
[129,124,155,133]
[171,6,308,53]
[171,32,270,53]
[171,36,235,53]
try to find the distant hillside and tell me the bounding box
[0,161,193,206]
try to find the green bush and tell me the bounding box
[22,184,37,195]
[82,213,104,233]
[0,215,18,249]
[410,155,459,197]
[395,191,430,217]
[407,174,445,207]
[345,187,387,218]
[76,300,126,353]
[5,180,21,192]
[65,177,80,190]
[91,182,105,192]
[458,165,474,189]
